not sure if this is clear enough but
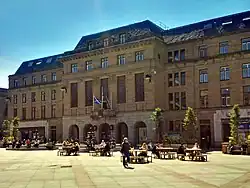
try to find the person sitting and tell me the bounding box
[177,144,186,160]
[16,140,21,149]
[100,140,106,148]
[152,143,160,158]
[33,139,39,148]
[138,143,148,163]
[71,142,80,156]
[26,139,31,148]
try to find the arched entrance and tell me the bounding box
[83,124,93,141]
[68,124,79,140]
[99,123,111,142]
[134,121,147,145]
[116,122,128,143]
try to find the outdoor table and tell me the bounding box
[157,147,174,159]
[185,148,201,160]
[130,149,147,163]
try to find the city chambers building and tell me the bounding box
[7,11,250,148]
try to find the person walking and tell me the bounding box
[120,137,131,168]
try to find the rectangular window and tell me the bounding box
[200,90,208,108]
[199,46,207,58]
[199,69,208,83]
[51,90,56,100]
[117,54,126,65]
[119,33,126,44]
[101,57,108,68]
[88,42,93,50]
[174,50,179,61]
[85,60,93,71]
[14,80,19,88]
[169,121,174,131]
[71,83,78,108]
[242,63,250,78]
[100,78,109,99]
[168,51,173,63]
[71,63,78,73]
[117,75,126,104]
[242,38,250,51]
[135,51,144,62]
[180,49,185,61]
[31,92,36,102]
[221,88,230,106]
[174,73,179,86]
[51,72,56,81]
[180,72,186,85]
[135,73,145,102]
[41,105,45,119]
[23,77,27,86]
[168,93,174,110]
[219,41,229,54]
[22,108,26,120]
[51,105,56,118]
[13,95,17,104]
[32,76,36,85]
[181,92,186,110]
[175,120,181,132]
[85,80,93,106]
[168,74,173,87]
[31,107,36,119]
[174,92,180,110]
[220,67,230,81]
[22,93,26,103]
[103,38,109,47]
[13,108,17,117]
[41,91,45,101]
[243,86,250,105]
[41,74,47,83]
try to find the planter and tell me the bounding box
[0,140,3,148]
[222,142,229,154]
[247,146,250,155]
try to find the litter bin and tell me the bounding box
[222,142,229,154]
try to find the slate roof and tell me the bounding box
[163,10,250,44]
[0,88,7,93]
[13,54,63,76]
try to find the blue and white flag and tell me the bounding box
[93,96,101,105]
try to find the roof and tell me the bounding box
[163,10,250,44]
[0,88,7,93]
[13,54,63,76]
[63,20,164,56]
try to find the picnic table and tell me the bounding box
[185,148,207,161]
[129,149,152,163]
[157,147,176,159]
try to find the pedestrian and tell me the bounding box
[120,137,131,168]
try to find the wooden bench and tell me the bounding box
[57,147,65,156]
[194,154,208,161]
[89,150,100,156]
[120,155,152,163]
[177,154,185,160]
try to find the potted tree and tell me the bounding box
[182,107,198,146]
[150,107,164,143]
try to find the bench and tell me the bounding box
[89,150,100,156]
[160,152,176,159]
[177,154,185,160]
[57,147,65,156]
[194,154,208,161]
[120,155,152,163]
[231,150,242,155]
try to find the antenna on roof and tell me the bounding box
[158,21,168,30]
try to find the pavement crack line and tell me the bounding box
[220,172,250,188]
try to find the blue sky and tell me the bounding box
[0,0,249,88]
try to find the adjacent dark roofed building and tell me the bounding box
[14,54,63,76]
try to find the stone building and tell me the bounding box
[0,88,8,138]
[8,10,250,147]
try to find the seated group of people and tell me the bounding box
[62,139,80,155]
[98,140,111,156]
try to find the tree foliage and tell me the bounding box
[150,107,163,142]
[229,104,240,145]
[1,117,20,139]
[182,107,198,142]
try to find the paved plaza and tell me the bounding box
[0,149,250,188]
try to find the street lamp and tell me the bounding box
[60,86,67,93]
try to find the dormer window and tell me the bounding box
[88,42,93,50]
[36,61,42,65]
[119,33,126,44]
[14,80,19,88]
[46,58,52,63]
[28,62,33,67]
[103,38,109,47]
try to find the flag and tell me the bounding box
[93,96,101,105]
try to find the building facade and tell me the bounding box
[8,11,250,147]
[0,88,8,138]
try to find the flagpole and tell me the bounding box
[101,86,104,109]
[92,94,94,111]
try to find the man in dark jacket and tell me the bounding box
[120,137,131,168]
